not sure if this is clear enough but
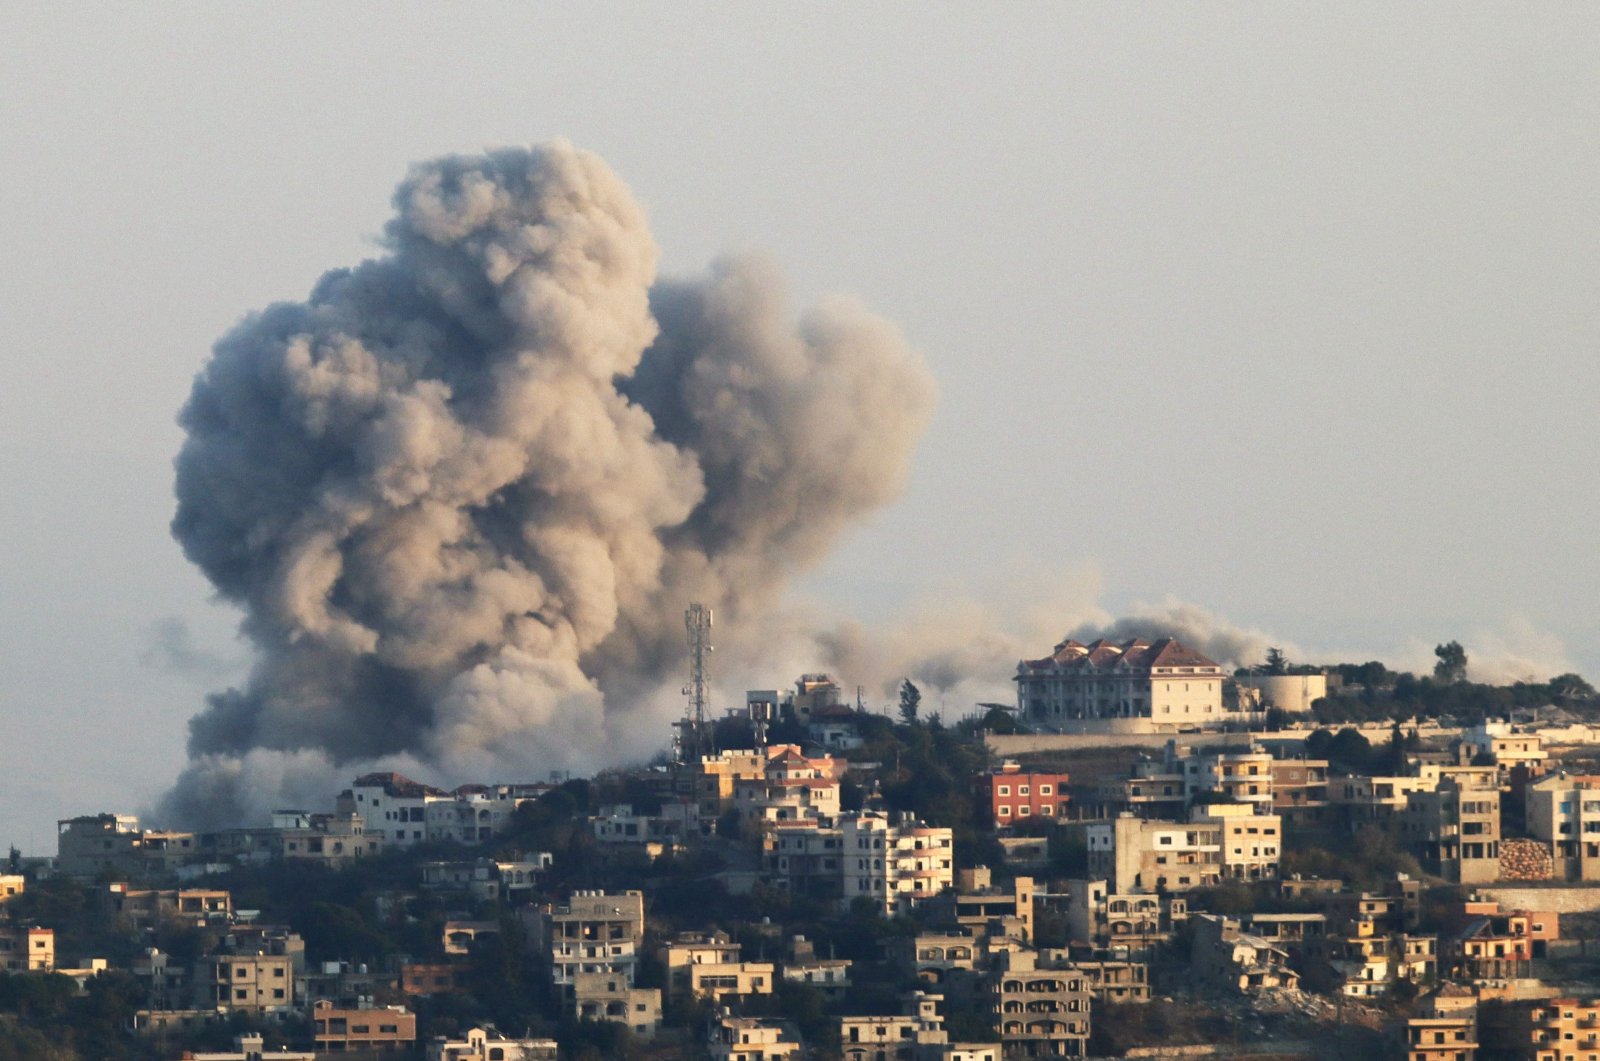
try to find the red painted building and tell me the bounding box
[978,761,1070,827]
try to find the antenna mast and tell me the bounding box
[677,603,714,763]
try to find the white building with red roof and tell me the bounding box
[1015,636,1234,731]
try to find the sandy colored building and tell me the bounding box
[0,925,53,972]
[1016,636,1233,729]
[311,1000,416,1054]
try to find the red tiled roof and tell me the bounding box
[1019,636,1220,674]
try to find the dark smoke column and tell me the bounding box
[163,143,934,828]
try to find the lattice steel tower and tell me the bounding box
[676,603,713,763]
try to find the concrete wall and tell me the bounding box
[1481,885,1600,914]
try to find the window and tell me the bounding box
[1018,785,1030,796]
[997,786,1010,796]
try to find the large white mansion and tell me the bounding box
[1015,636,1238,727]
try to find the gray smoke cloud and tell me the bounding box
[161,142,934,828]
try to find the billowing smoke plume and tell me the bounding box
[162,143,934,827]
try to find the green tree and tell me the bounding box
[1264,648,1288,675]
[1434,641,1468,684]
[898,679,922,724]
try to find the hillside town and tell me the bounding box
[4,631,1600,1061]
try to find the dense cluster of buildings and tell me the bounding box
[5,649,1600,1059]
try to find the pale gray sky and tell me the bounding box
[3,5,1597,852]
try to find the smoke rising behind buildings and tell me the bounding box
[163,143,935,827]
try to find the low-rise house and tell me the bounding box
[658,933,774,1002]
[783,957,853,997]
[180,1032,314,1061]
[1309,917,1436,998]
[105,883,232,928]
[1037,956,1149,1003]
[337,773,452,847]
[896,931,981,986]
[709,1015,803,1061]
[569,971,660,1039]
[401,962,468,997]
[430,1027,558,1061]
[1241,912,1327,946]
[0,875,23,903]
[299,960,398,1010]
[0,925,52,971]
[311,1000,417,1053]
[841,992,950,1061]
[443,920,501,957]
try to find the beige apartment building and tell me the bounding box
[194,952,295,1013]
[1479,997,1600,1061]
[925,867,1035,944]
[1525,772,1600,881]
[1404,776,1501,884]
[1087,814,1222,894]
[569,971,660,1040]
[1403,1015,1478,1061]
[840,992,950,1061]
[1016,637,1233,730]
[991,951,1092,1057]
[530,890,646,989]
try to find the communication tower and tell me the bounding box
[675,603,714,763]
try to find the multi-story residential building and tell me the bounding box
[840,992,950,1061]
[709,1016,803,1061]
[1525,772,1600,881]
[764,819,846,898]
[1203,803,1283,881]
[1063,880,1186,958]
[133,948,189,1008]
[591,804,691,857]
[1479,998,1600,1061]
[1041,958,1149,1003]
[1404,775,1501,884]
[336,773,451,847]
[1270,758,1331,823]
[1086,814,1222,893]
[1458,722,1547,776]
[839,812,954,916]
[735,746,843,829]
[659,932,742,996]
[924,868,1035,944]
[0,925,53,972]
[568,971,660,1039]
[530,890,646,991]
[56,814,197,879]
[1402,1015,1478,1061]
[0,875,23,903]
[1330,776,1434,825]
[428,1027,558,1061]
[977,762,1070,827]
[310,1000,416,1054]
[194,952,296,1013]
[1015,637,1233,730]
[991,951,1092,1057]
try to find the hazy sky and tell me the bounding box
[3,5,1597,852]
